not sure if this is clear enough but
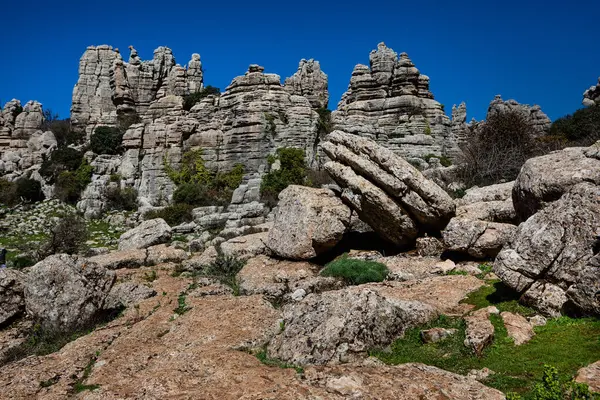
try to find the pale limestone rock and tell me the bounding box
[420,327,457,343]
[583,77,600,106]
[267,185,351,260]
[575,360,600,393]
[442,217,517,259]
[118,218,172,250]
[24,254,115,332]
[284,59,329,109]
[464,306,499,355]
[415,236,444,257]
[512,145,600,220]
[104,282,156,309]
[333,43,459,161]
[494,183,600,317]
[455,181,514,206]
[486,95,551,134]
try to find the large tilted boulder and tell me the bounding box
[442,218,517,259]
[24,254,116,332]
[267,185,351,259]
[322,130,455,246]
[118,218,172,250]
[0,269,26,327]
[512,143,600,221]
[494,182,600,316]
[267,288,435,365]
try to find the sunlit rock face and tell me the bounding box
[332,42,459,162]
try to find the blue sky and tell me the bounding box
[1,0,598,121]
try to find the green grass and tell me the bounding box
[320,254,389,285]
[73,355,101,393]
[256,349,304,374]
[372,282,600,398]
[173,292,191,315]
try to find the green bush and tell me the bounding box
[38,213,89,259]
[316,108,333,136]
[53,160,93,204]
[39,147,84,182]
[165,149,211,186]
[16,178,44,203]
[196,251,246,294]
[506,364,598,400]
[105,186,138,211]
[0,178,18,206]
[260,148,308,202]
[549,106,600,146]
[144,203,194,226]
[320,255,389,285]
[182,86,221,111]
[90,126,124,155]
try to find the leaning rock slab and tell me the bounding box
[0,269,26,327]
[494,183,600,316]
[267,185,351,260]
[118,218,172,250]
[267,288,435,365]
[24,254,115,332]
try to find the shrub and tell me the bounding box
[144,203,194,226]
[260,147,308,202]
[165,149,211,186]
[316,108,333,136]
[0,178,18,206]
[182,86,221,111]
[117,113,141,131]
[549,105,600,146]
[90,126,123,155]
[53,160,93,204]
[38,213,89,259]
[16,178,44,203]
[506,364,598,400]
[196,251,246,294]
[458,110,543,187]
[320,255,389,285]
[423,154,452,168]
[104,186,138,211]
[40,147,84,182]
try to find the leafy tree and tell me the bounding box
[182,86,221,111]
[39,147,84,182]
[260,147,308,203]
[549,106,600,146]
[15,178,44,203]
[90,126,124,155]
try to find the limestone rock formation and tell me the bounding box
[104,282,157,309]
[24,254,115,332]
[464,306,499,355]
[333,42,459,161]
[71,45,203,137]
[512,144,600,221]
[0,269,25,327]
[284,59,329,109]
[583,77,600,106]
[322,130,455,246]
[267,185,351,260]
[501,311,535,345]
[486,95,551,134]
[267,288,435,365]
[576,360,600,393]
[451,102,469,148]
[494,182,600,317]
[118,218,172,250]
[442,217,517,259]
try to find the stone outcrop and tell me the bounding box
[322,130,455,246]
[0,269,25,327]
[486,95,551,134]
[443,218,517,258]
[267,288,435,365]
[512,143,600,221]
[576,360,600,393]
[583,77,600,106]
[494,182,600,317]
[24,254,115,332]
[501,311,535,345]
[118,218,172,250]
[332,43,459,162]
[267,185,351,260]
[104,282,157,309]
[464,306,499,355]
[71,45,204,137]
[284,59,329,109]
[451,102,469,148]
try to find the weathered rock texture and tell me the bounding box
[494,182,600,317]
[284,59,329,109]
[267,185,351,260]
[512,144,600,221]
[268,288,435,365]
[24,254,115,332]
[486,95,551,134]
[118,218,172,250]
[0,100,57,180]
[71,45,203,138]
[322,130,455,246]
[576,360,600,393]
[0,269,26,327]
[501,311,535,345]
[583,77,600,106]
[332,43,459,162]
[464,306,499,355]
[443,218,517,259]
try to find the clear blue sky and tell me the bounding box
[1,0,598,121]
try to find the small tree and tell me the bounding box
[90,126,124,155]
[38,213,89,259]
[260,148,308,204]
[458,111,542,187]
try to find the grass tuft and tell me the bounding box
[320,254,389,285]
